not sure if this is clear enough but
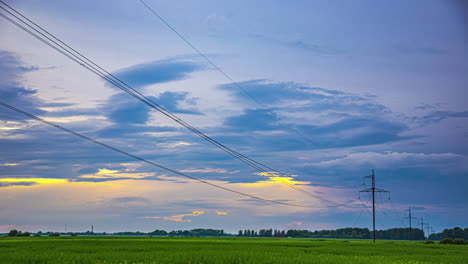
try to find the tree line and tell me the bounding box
[5,227,466,241]
[428,227,468,240]
[238,228,425,240]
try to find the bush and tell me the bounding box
[423,240,435,244]
[440,238,454,244]
[49,233,60,237]
[440,238,467,245]
[33,234,41,237]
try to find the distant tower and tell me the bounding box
[91,225,94,233]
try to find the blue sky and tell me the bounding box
[0,0,467,234]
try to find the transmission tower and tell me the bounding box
[424,223,431,239]
[359,169,389,243]
[419,217,425,239]
[404,206,418,240]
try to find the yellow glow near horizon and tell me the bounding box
[268,176,305,185]
[140,211,205,222]
[0,163,19,166]
[79,168,154,179]
[247,172,310,187]
[216,212,227,215]
[0,178,69,185]
[192,211,205,215]
[97,168,119,175]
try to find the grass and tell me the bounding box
[0,236,467,264]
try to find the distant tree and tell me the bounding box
[238,230,243,236]
[149,229,167,236]
[18,232,30,237]
[7,230,18,237]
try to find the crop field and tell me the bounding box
[0,237,467,264]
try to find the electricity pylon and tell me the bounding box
[404,206,418,240]
[359,169,389,243]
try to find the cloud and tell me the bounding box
[0,50,45,120]
[287,221,304,226]
[218,80,411,149]
[0,178,69,188]
[0,163,19,166]
[254,172,310,186]
[308,152,468,171]
[109,196,151,207]
[251,34,341,55]
[157,141,194,148]
[110,196,150,203]
[156,92,202,115]
[103,91,201,128]
[180,168,228,173]
[418,110,468,125]
[0,50,38,83]
[106,93,152,125]
[79,168,155,180]
[224,108,278,131]
[140,211,205,222]
[0,181,38,188]
[111,59,203,87]
[394,44,446,55]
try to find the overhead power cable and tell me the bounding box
[138,0,320,147]
[137,0,363,190]
[0,100,361,209]
[0,1,359,199]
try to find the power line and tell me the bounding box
[0,1,361,200]
[354,196,372,226]
[137,0,322,148]
[0,100,353,209]
[311,183,364,189]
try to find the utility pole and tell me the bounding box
[359,169,389,243]
[404,206,417,240]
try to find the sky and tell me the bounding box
[0,0,467,234]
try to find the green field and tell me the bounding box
[0,237,467,264]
